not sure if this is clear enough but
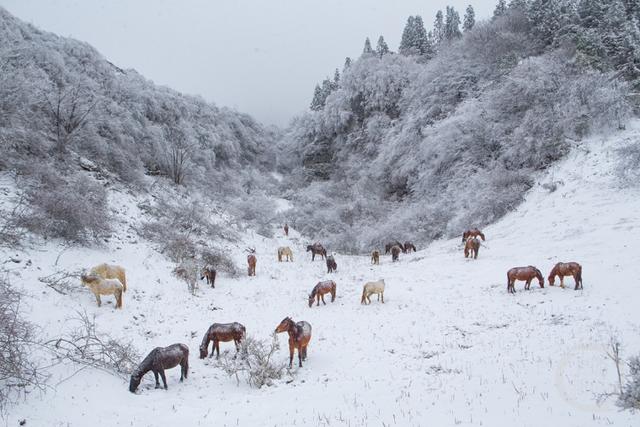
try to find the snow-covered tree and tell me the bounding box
[463,5,476,31]
[310,84,324,111]
[445,6,462,40]
[400,15,433,58]
[343,56,352,71]
[433,10,445,45]
[362,37,374,56]
[494,0,508,18]
[376,35,390,57]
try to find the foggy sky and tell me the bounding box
[1,0,497,126]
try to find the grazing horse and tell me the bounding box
[247,254,257,276]
[403,242,417,253]
[308,280,336,307]
[284,223,289,236]
[371,250,380,265]
[326,255,337,273]
[129,344,189,392]
[548,262,583,290]
[200,266,216,288]
[278,246,293,262]
[88,263,127,292]
[385,241,404,254]
[306,243,327,261]
[199,322,246,359]
[275,317,312,368]
[361,279,385,304]
[462,228,485,243]
[80,274,123,308]
[390,245,401,262]
[464,238,480,259]
[507,266,544,293]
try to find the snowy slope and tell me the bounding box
[3,124,640,426]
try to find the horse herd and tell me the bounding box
[79,224,583,393]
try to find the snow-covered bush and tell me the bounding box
[618,355,640,410]
[616,143,640,187]
[19,170,111,244]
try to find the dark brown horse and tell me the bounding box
[129,343,189,393]
[462,228,485,243]
[308,280,336,307]
[326,255,337,273]
[306,243,327,261]
[507,266,544,293]
[247,254,257,276]
[385,241,404,254]
[464,238,480,259]
[403,242,416,253]
[371,250,380,265]
[275,317,312,368]
[391,245,401,262]
[284,223,289,236]
[548,262,583,290]
[199,322,246,359]
[200,266,216,288]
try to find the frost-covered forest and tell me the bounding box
[279,0,637,252]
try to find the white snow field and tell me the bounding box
[3,126,640,427]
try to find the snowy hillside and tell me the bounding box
[2,123,639,425]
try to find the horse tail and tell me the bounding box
[576,266,583,288]
[116,287,123,309]
[120,269,127,292]
[360,287,366,304]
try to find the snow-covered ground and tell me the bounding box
[3,126,640,426]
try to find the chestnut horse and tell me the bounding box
[129,343,189,392]
[306,243,327,261]
[390,245,401,262]
[403,242,416,253]
[507,266,544,293]
[462,228,485,243]
[275,317,312,368]
[247,254,257,276]
[385,241,404,254]
[308,280,336,307]
[199,322,246,359]
[464,238,480,259]
[326,255,337,273]
[548,262,583,290]
[200,266,216,288]
[371,250,380,265]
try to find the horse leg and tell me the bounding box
[94,292,101,307]
[298,345,303,367]
[331,290,336,302]
[159,369,168,390]
[560,276,565,289]
[321,294,326,305]
[316,294,320,306]
[302,345,308,361]
[215,340,221,359]
[381,291,384,304]
[153,370,160,388]
[288,344,294,369]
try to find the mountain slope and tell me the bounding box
[3,121,639,426]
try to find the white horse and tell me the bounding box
[80,274,124,308]
[277,246,293,262]
[89,263,127,292]
[361,279,385,304]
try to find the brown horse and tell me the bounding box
[326,255,337,273]
[385,241,404,254]
[391,245,401,262]
[507,266,544,293]
[129,343,189,392]
[403,242,416,253]
[548,262,583,290]
[464,238,480,259]
[371,250,380,265]
[284,223,289,236]
[200,266,216,288]
[275,317,312,368]
[308,280,336,307]
[462,228,485,243]
[199,322,246,359]
[247,254,257,276]
[306,243,327,261]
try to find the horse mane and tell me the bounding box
[200,327,212,349]
[133,348,158,377]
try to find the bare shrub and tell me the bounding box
[38,269,83,295]
[19,169,111,244]
[201,249,239,277]
[215,335,288,388]
[619,356,640,410]
[0,194,28,249]
[172,262,199,295]
[617,143,640,187]
[0,274,44,409]
[45,310,139,378]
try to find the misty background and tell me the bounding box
[0,0,495,126]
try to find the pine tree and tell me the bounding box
[376,35,390,57]
[400,15,432,58]
[332,68,340,90]
[493,0,507,18]
[528,0,575,46]
[463,5,476,31]
[433,10,445,45]
[445,6,462,40]
[399,16,417,56]
[362,37,374,56]
[343,57,352,71]
[310,84,324,111]
[508,0,529,11]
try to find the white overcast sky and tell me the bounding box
[1,0,496,126]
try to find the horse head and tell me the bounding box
[129,373,142,393]
[275,317,292,333]
[199,344,208,359]
[307,293,315,308]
